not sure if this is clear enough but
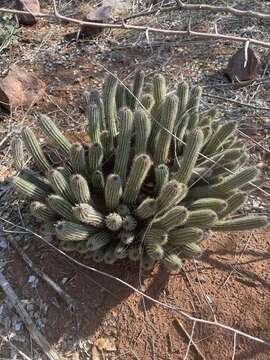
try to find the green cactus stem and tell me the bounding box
[162,252,182,271]
[128,245,142,261]
[105,213,123,231]
[47,169,74,203]
[103,74,118,137]
[103,245,117,264]
[142,253,155,271]
[203,121,236,155]
[73,204,104,228]
[123,215,137,231]
[154,95,179,165]
[114,108,133,183]
[174,128,204,185]
[175,112,189,153]
[123,154,152,204]
[100,130,112,154]
[120,231,135,245]
[38,114,71,156]
[211,215,268,232]
[70,174,91,204]
[87,90,106,130]
[70,143,86,175]
[134,109,151,155]
[199,108,217,127]
[11,137,24,171]
[141,93,155,111]
[116,84,127,110]
[56,166,72,180]
[86,102,101,144]
[91,170,105,193]
[187,112,199,130]
[12,176,49,200]
[152,73,166,111]
[30,201,58,222]
[20,169,52,193]
[87,143,103,174]
[55,221,97,242]
[21,127,51,173]
[153,206,188,231]
[157,180,187,213]
[47,194,75,221]
[154,164,169,194]
[199,149,242,169]
[168,227,204,245]
[189,198,228,214]
[146,243,164,260]
[130,70,145,111]
[219,193,247,218]
[144,227,168,245]
[186,86,202,114]
[114,241,128,259]
[184,209,218,228]
[176,81,189,122]
[105,174,123,211]
[92,247,107,263]
[59,241,78,252]
[117,204,131,217]
[180,243,201,258]
[87,232,111,251]
[134,198,157,220]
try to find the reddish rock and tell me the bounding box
[81,5,112,36]
[0,65,46,112]
[226,47,261,84]
[15,0,40,26]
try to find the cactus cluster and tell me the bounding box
[10,71,268,271]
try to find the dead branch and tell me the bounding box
[0,6,270,48]
[125,1,270,21]
[0,271,60,360]
[6,234,78,311]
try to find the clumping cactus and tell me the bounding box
[10,71,268,272]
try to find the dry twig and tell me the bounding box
[0,271,60,360]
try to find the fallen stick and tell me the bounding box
[173,319,206,360]
[6,234,78,311]
[0,271,60,360]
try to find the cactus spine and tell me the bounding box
[105,213,123,231]
[38,114,71,156]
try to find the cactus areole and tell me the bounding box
[11,72,268,271]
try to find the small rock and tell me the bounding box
[95,337,116,352]
[81,5,112,36]
[15,0,41,25]
[226,47,261,84]
[0,64,46,112]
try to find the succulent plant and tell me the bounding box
[10,71,268,272]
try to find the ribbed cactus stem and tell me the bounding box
[105,213,123,231]
[174,128,204,185]
[152,73,166,109]
[12,176,49,200]
[201,125,213,146]
[92,247,107,263]
[100,130,113,154]
[123,154,152,204]
[47,195,75,221]
[76,241,89,254]
[30,201,58,222]
[144,228,168,245]
[86,102,101,144]
[154,164,169,194]
[142,254,155,271]
[204,121,236,155]
[87,143,103,174]
[189,198,228,214]
[199,108,217,126]
[187,112,199,130]
[11,137,25,171]
[199,149,242,168]
[104,246,117,264]
[38,114,71,156]
[168,227,204,245]
[211,215,268,231]
[55,221,96,241]
[91,170,105,193]
[128,245,142,261]
[120,231,135,245]
[56,166,72,180]
[153,206,188,231]
[105,174,123,211]
[103,74,118,137]
[114,241,128,259]
[157,180,187,212]
[141,93,155,111]
[70,174,91,204]
[176,81,189,121]
[154,95,179,165]
[134,109,151,154]
[123,215,137,231]
[130,70,145,110]
[146,243,164,260]
[87,232,111,251]
[134,198,157,220]
[73,204,104,228]
[219,192,247,218]
[20,169,52,193]
[163,253,182,271]
[116,84,127,110]
[60,241,78,252]
[186,86,202,113]
[184,209,218,228]
[117,204,130,217]
[21,127,51,173]
[180,243,201,258]
[175,112,189,153]
[70,143,86,175]
[87,90,106,130]
[47,169,74,203]
[114,108,133,183]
